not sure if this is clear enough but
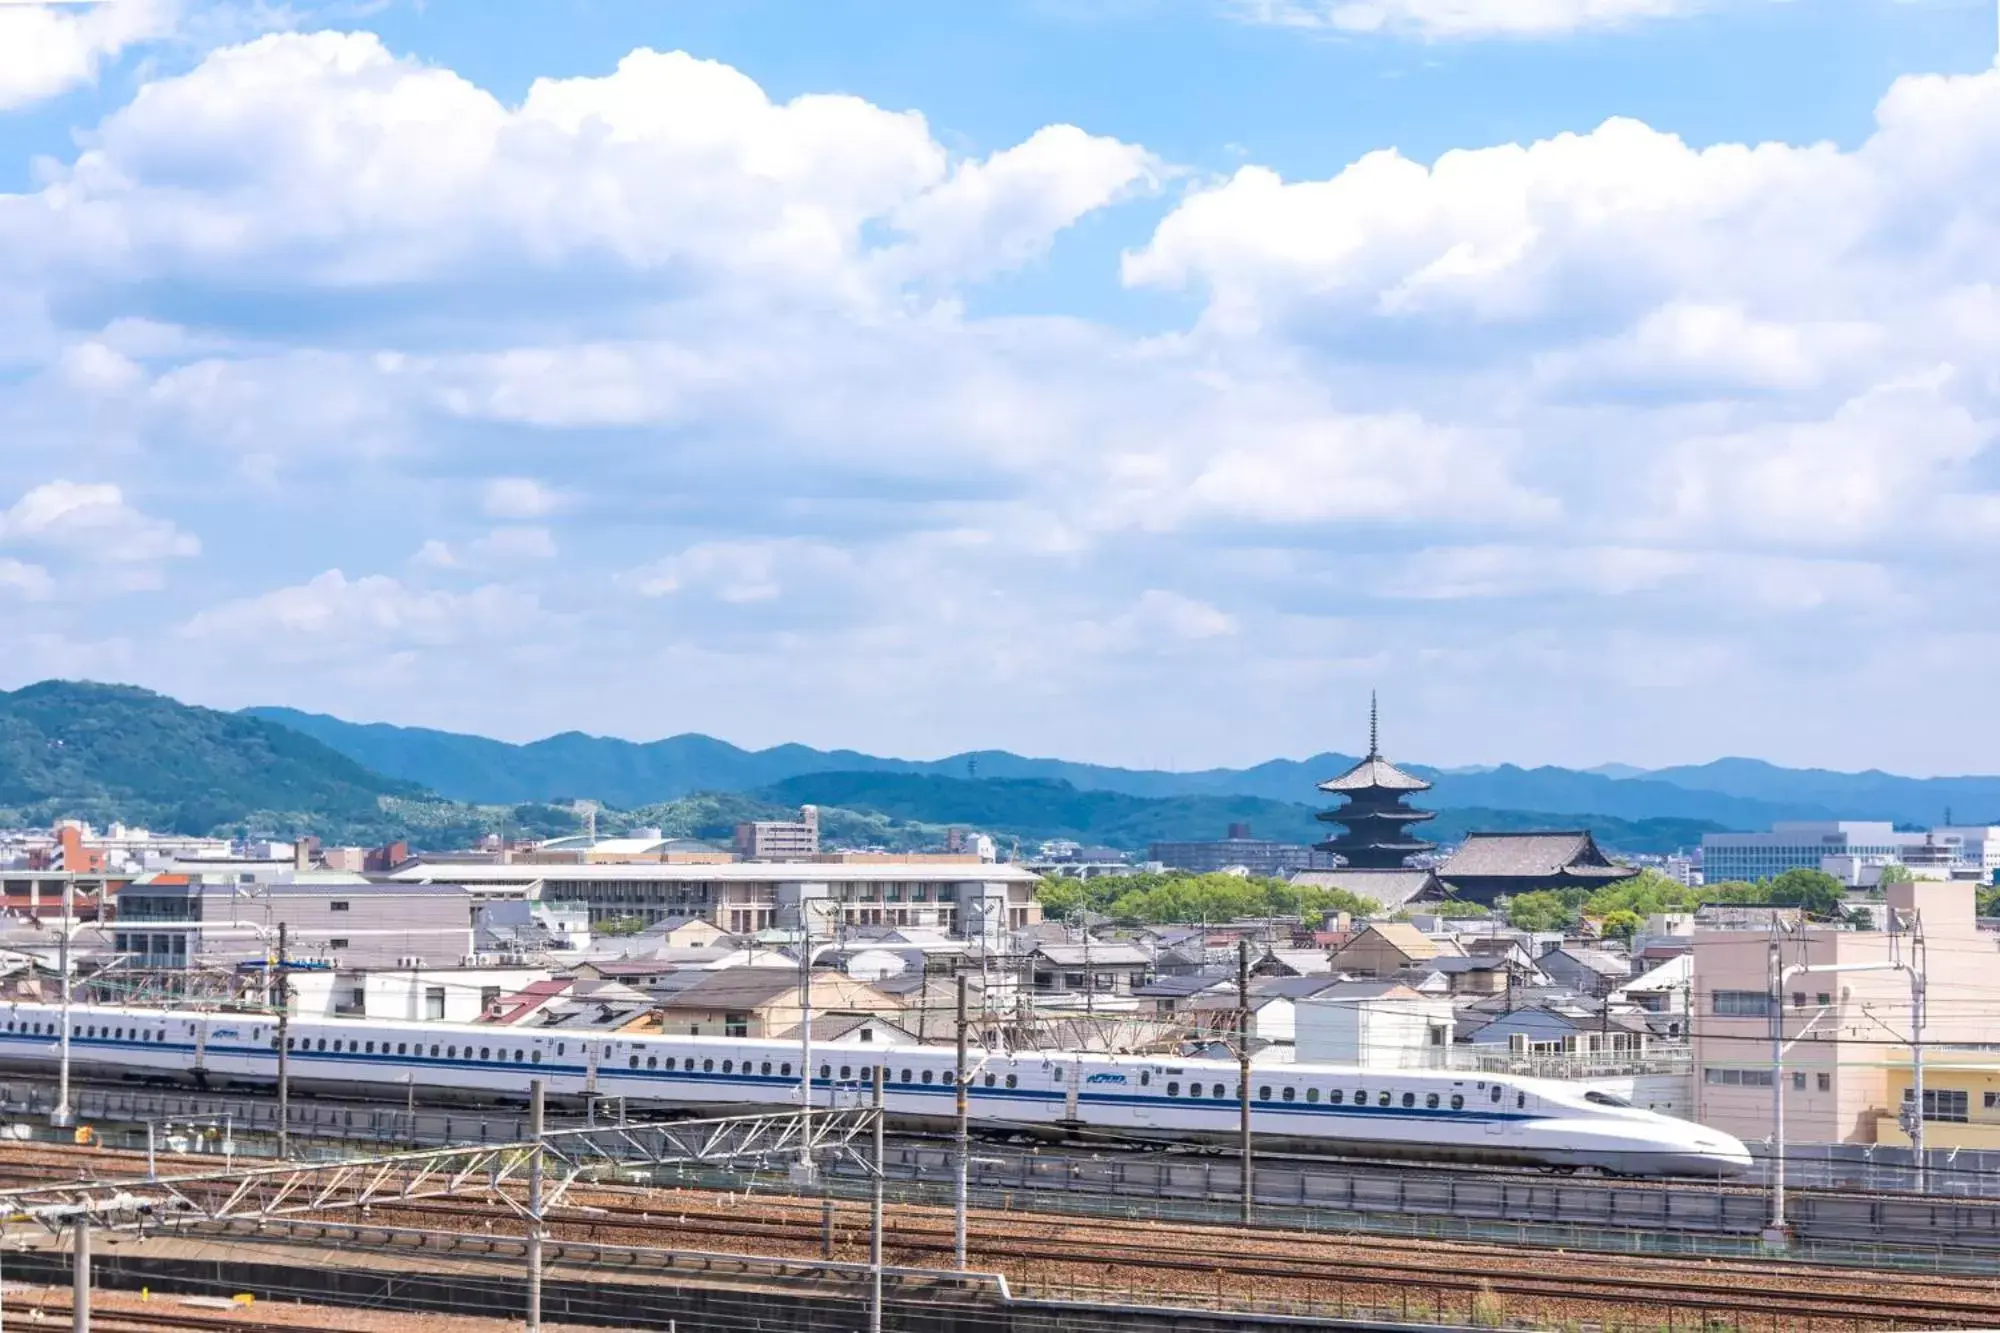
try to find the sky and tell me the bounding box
[1,0,1998,775]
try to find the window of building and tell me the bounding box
[1791,992,1806,1009]
[1792,1071,1806,1091]
[1906,1088,1970,1123]
[1816,993,1832,1007]
[1703,1067,1775,1087]
[330,901,349,912]
[425,987,446,1021]
[1713,991,1775,1017]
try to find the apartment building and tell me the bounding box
[735,806,820,860]
[112,874,476,970]
[388,860,1044,941]
[1690,880,1993,1144]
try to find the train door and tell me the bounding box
[1483,1082,1508,1135]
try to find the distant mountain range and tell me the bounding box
[245,705,2000,829]
[5,681,1992,858]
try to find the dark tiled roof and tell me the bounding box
[1441,832,1628,878]
[1317,756,1432,794]
[1287,869,1442,910]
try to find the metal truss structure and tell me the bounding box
[0,1106,881,1234]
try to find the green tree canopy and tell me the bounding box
[1033,872,1377,925]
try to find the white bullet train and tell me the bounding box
[0,1001,1752,1177]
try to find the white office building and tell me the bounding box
[1700,822,1929,884]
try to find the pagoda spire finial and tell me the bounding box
[1368,690,1379,759]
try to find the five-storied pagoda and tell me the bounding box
[1315,693,1435,869]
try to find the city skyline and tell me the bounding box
[3,1,2000,774]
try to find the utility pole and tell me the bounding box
[70,1214,89,1333]
[1765,936,1785,1245]
[527,1078,544,1332]
[52,877,75,1130]
[869,1065,885,1333]
[795,900,818,1186]
[1238,937,1253,1227]
[276,922,291,1158]
[953,973,969,1269]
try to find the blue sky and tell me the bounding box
[1,0,1998,774]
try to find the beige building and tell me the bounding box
[1691,880,1995,1144]
[1330,922,1464,979]
[735,806,820,860]
[651,968,900,1039]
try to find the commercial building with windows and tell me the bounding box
[112,873,476,970]
[1690,880,1991,1144]
[387,860,1044,942]
[1149,824,1330,877]
[1700,822,1930,884]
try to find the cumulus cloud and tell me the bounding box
[179,569,539,655]
[0,481,199,566]
[0,557,53,601]
[0,0,175,112]
[1230,0,1708,38]
[481,478,563,520]
[3,33,1152,315]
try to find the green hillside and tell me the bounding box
[0,681,425,834]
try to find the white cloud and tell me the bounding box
[1230,0,1706,38]
[630,539,851,604]
[0,0,175,112]
[0,480,199,565]
[0,557,53,601]
[179,569,538,654]
[5,34,1148,311]
[1117,589,1238,641]
[481,477,563,520]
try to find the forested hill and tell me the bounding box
[0,681,424,834]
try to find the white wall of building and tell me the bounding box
[1295,996,1455,1068]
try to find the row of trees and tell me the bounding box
[1034,871,1383,926]
[1503,866,1862,938]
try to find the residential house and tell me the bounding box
[1024,943,1152,1003]
[1293,982,1454,1067]
[1537,945,1633,998]
[1329,922,1463,979]
[650,967,902,1038]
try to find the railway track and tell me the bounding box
[2,1299,354,1332]
[337,1188,2000,1329]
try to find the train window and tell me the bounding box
[318,1039,327,1051]
[921,1070,933,1085]
[480,1047,491,1061]
[723,1060,734,1074]
[1378,1092,1391,1107]
[660,1057,674,1071]
[1166,1082,1179,1097]
[629,1056,639,1069]
[115,1028,124,1040]
[447,1046,457,1058]
[286,1037,295,1049]
[398,1043,408,1055]
[430,1046,440,1058]
[557,1044,566,1056]
[1426,1093,1439,1109]
[983,1074,996,1088]
[366,1042,376,1054]
[1491,1086,1502,1103]
[1005,1074,1018,1089]
[761,1062,772,1076]
[333,1040,344,1052]
[820,1064,830,1079]
[1215,1085,1229,1100]
[1517,1092,1526,1109]
[1258,1086,1271,1101]
[1352,1089,1363,1104]
[1139,1072,1150,1087]
[781,1063,792,1077]
[1451,1095,1464,1110]
[1401,1093,1415,1108]
[841,1065,852,1080]
[1189,1083,1202,1098]
[900,1069,912,1082]
[1282,1087,1295,1103]
[647,1057,658,1069]
[1307,1088,1320,1104]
